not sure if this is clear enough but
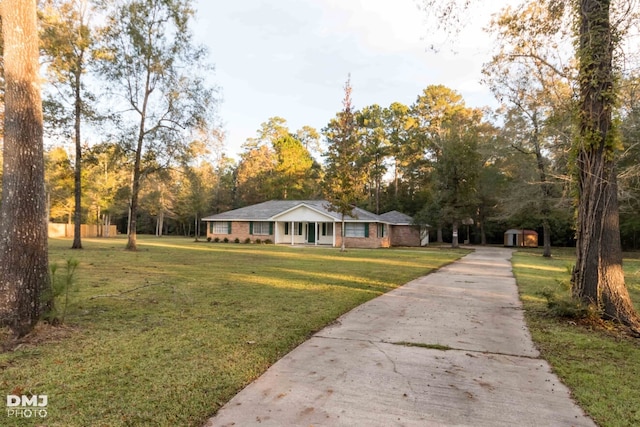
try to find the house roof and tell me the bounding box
[202,200,402,223]
[378,210,415,225]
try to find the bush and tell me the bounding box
[207,237,212,242]
[264,239,273,244]
[234,238,240,244]
[538,284,599,319]
[244,238,251,244]
[43,258,79,325]
[213,237,220,243]
[254,238,262,244]
[223,237,229,243]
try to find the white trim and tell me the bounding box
[272,203,336,222]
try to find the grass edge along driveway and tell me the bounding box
[1,237,468,427]
[512,248,640,427]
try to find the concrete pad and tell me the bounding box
[205,247,595,427]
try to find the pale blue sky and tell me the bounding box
[193,0,503,158]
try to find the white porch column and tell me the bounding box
[291,221,294,245]
[315,222,318,246]
[332,221,336,247]
[274,221,278,244]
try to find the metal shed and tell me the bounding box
[504,229,538,247]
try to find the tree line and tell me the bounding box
[2,0,639,335]
[41,78,640,252]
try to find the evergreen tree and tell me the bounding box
[0,0,52,337]
[323,75,366,251]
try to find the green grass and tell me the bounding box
[0,237,467,427]
[512,248,640,427]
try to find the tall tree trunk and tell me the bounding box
[127,161,141,251]
[71,66,83,249]
[478,206,487,245]
[571,0,640,330]
[96,206,102,237]
[542,219,552,257]
[104,213,111,237]
[0,0,52,337]
[126,47,154,251]
[532,111,553,258]
[375,175,380,215]
[126,85,149,251]
[451,221,459,248]
[394,158,399,201]
[194,214,200,242]
[156,211,164,237]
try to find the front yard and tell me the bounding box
[1,237,466,426]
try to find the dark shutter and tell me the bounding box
[249,221,253,235]
[364,223,369,238]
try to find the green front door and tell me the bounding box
[308,223,316,243]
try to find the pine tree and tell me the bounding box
[323,75,366,251]
[0,0,52,337]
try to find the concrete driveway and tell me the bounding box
[205,247,595,427]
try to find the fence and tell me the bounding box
[48,223,118,238]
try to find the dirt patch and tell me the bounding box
[1,323,78,353]
[574,317,640,342]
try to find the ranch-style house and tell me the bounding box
[202,200,428,249]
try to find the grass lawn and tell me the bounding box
[0,237,467,427]
[512,248,640,427]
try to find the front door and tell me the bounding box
[308,223,316,243]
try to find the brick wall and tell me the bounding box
[207,221,396,248]
[335,223,390,249]
[390,225,421,247]
[207,221,274,242]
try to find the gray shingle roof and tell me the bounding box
[378,210,415,225]
[202,200,387,222]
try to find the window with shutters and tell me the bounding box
[322,223,334,236]
[212,221,230,234]
[283,222,302,235]
[344,223,367,237]
[252,221,271,235]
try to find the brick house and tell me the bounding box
[202,200,428,249]
[378,210,427,247]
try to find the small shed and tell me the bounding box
[504,229,538,247]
